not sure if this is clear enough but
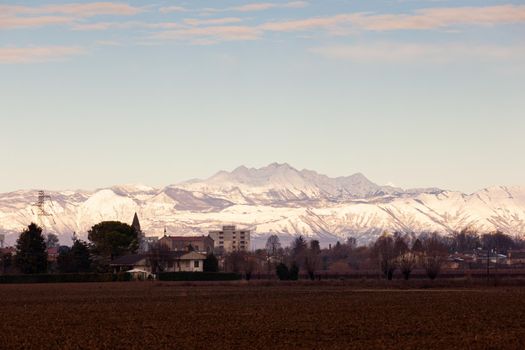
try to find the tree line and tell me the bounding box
[1,222,524,280]
[219,229,525,281]
[1,221,139,275]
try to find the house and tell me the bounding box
[445,253,475,269]
[158,235,214,254]
[110,254,151,273]
[472,249,507,264]
[507,250,525,265]
[0,247,16,256]
[110,251,207,275]
[208,225,251,253]
[47,247,60,262]
[164,251,206,272]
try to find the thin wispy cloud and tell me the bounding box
[261,5,525,33]
[0,15,75,29]
[152,26,262,45]
[202,1,308,13]
[183,18,243,26]
[353,5,525,31]
[72,21,179,31]
[0,3,142,16]
[4,2,525,59]
[150,4,525,45]
[0,46,86,64]
[0,2,143,29]
[159,6,189,14]
[309,43,525,63]
[232,1,308,12]
[4,3,524,36]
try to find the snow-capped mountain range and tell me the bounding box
[1,163,524,247]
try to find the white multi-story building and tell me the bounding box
[208,225,250,253]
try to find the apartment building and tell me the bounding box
[208,225,250,253]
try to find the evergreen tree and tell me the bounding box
[57,247,73,273]
[57,240,93,273]
[203,253,219,272]
[310,239,321,254]
[70,239,92,272]
[15,223,48,274]
[292,235,307,257]
[276,263,289,280]
[88,221,138,260]
[289,263,299,280]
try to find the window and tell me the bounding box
[194,260,200,268]
[240,241,245,244]
[194,245,199,251]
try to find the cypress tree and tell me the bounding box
[15,223,48,274]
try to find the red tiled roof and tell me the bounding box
[162,235,208,241]
[0,247,16,255]
[47,247,59,255]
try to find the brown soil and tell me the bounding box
[1,282,524,349]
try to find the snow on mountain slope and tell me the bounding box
[0,164,524,246]
[176,163,430,204]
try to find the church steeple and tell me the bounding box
[133,212,146,253]
[132,212,141,233]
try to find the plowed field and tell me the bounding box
[1,282,524,349]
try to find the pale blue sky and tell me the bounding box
[1,1,524,193]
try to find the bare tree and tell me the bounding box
[147,243,174,274]
[243,253,258,280]
[346,237,357,249]
[265,235,282,276]
[291,235,308,268]
[392,234,415,280]
[398,252,416,280]
[46,233,60,249]
[393,234,409,256]
[422,233,448,280]
[224,251,245,274]
[371,233,397,280]
[451,228,481,253]
[304,240,321,280]
[265,235,282,257]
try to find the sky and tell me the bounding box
[1,0,524,194]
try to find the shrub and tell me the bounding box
[276,263,289,280]
[289,263,299,281]
[0,273,128,284]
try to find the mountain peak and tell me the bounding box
[266,162,293,169]
[1,165,523,247]
[176,163,410,202]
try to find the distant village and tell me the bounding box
[111,214,253,279]
[2,212,525,282]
